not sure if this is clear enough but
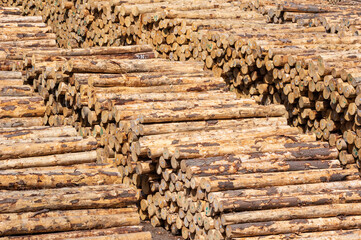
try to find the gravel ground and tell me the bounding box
[141,221,183,240]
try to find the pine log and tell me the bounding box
[74,232,152,240]
[0,166,121,189]
[221,202,361,225]
[66,58,203,74]
[207,180,361,203]
[0,96,45,118]
[0,117,43,128]
[0,85,34,96]
[140,117,286,135]
[0,184,138,213]
[226,215,361,237]
[2,226,145,240]
[232,229,361,240]
[185,159,341,178]
[0,151,97,170]
[134,104,286,123]
[0,136,97,160]
[0,126,77,140]
[200,168,358,192]
[0,210,140,236]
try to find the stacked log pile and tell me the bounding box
[0,78,151,238]
[1,3,361,239]
[249,0,361,36]
[0,125,151,239]
[0,82,151,238]
[24,44,361,239]
[0,13,151,238]
[20,45,156,127]
[0,6,57,71]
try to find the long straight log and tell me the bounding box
[2,226,145,240]
[207,180,361,203]
[233,229,361,240]
[185,159,341,178]
[181,148,340,173]
[200,168,358,192]
[0,71,22,79]
[217,187,361,212]
[140,117,287,135]
[221,202,361,225]
[0,184,138,213]
[0,210,140,236]
[74,232,152,240]
[135,104,286,123]
[27,45,154,57]
[0,151,97,170]
[0,117,43,128]
[0,136,97,160]
[0,126,77,140]
[174,141,334,160]
[226,215,361,237]
[66,59,203,74]
[0,166,121,189]
[0,85,34,96]
[0,96,45,118]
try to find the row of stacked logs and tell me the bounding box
[16,0,361,170]
[0,124,150,239]
[243,0,361,36]
[0,13,151,238]
[2,3,361,239]
[0,6,58,71]
[3,0,361,173]
[0,69,150,238]
[20,43,361,239]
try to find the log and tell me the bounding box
[200,168,358,192]
[221,203,361,225]
[135,104,286,123]
[184,159,341,178]
[232,229,361,240]
[0,96,45,118]
[0,126,77,140]
[0,210,140,236]
[2,226,145,240]
[140,117,286,135]
[0,151,97,170]
[0,117,43,128]
[226,215,361,237]
[66,58,203,74]
[0,165,121,189]
[0,184,138,213]
[174,142,335,160]
[0,136,97,160]
[207,180,361,203]
[0,85,34,96]
[216,187,361,212]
